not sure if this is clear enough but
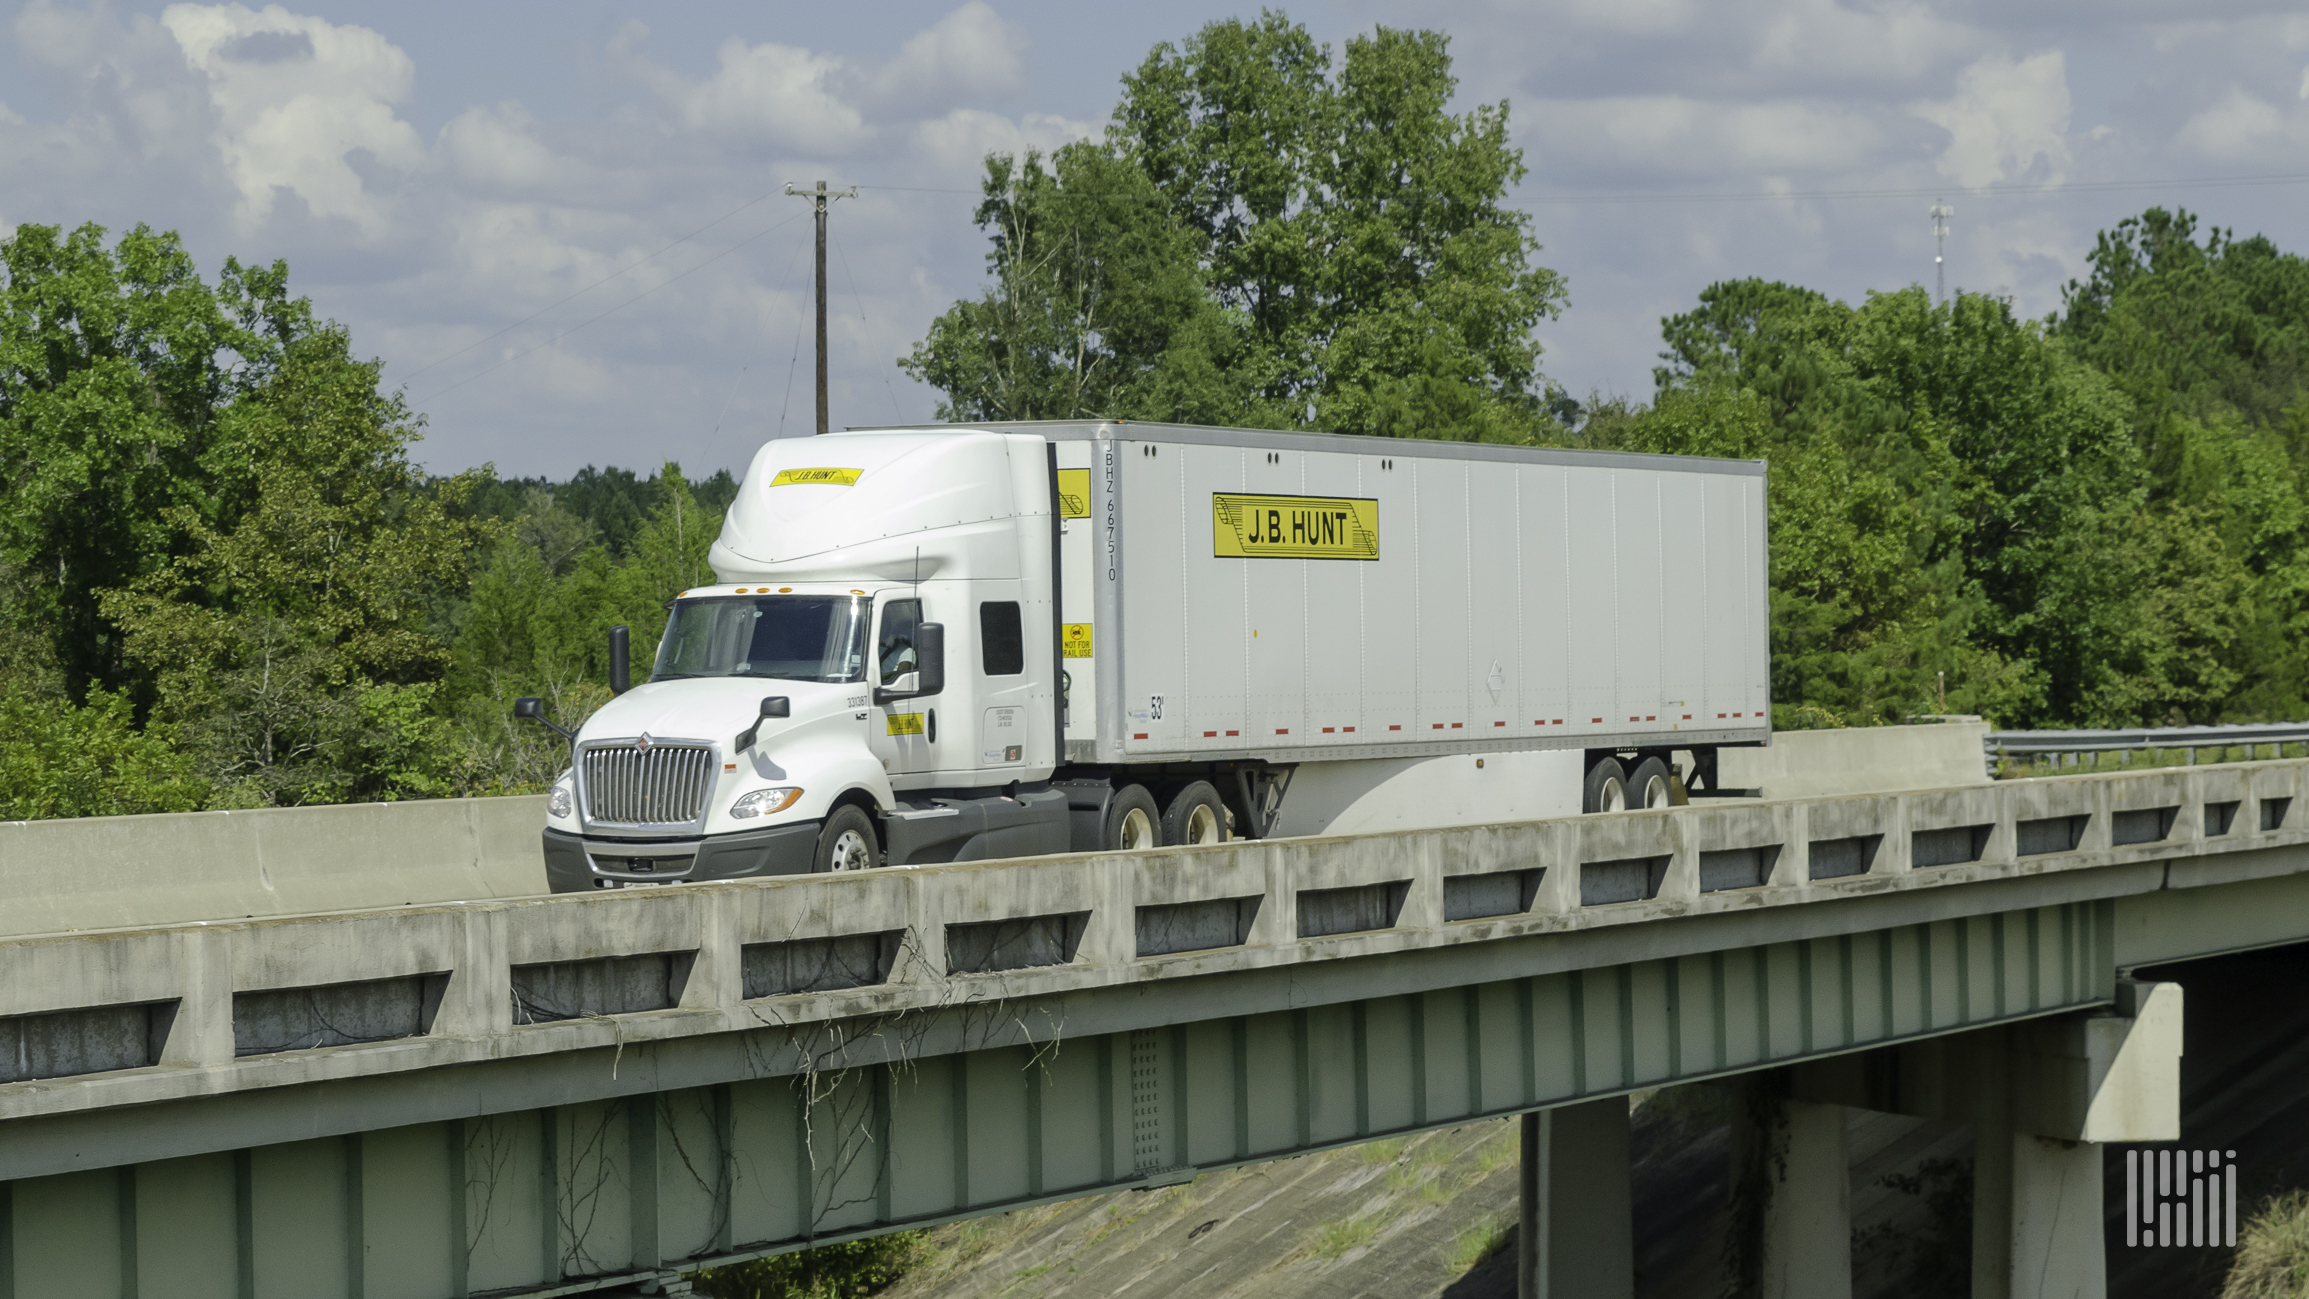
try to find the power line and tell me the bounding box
[828,227,906,422]
[709,226,815,439]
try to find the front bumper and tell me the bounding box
[542,821,820,893]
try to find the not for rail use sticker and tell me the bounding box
[771,467,863,486]
[1213,493,1379,560]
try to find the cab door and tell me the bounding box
[870,596,935,780]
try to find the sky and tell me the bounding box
[5,0,2308,480]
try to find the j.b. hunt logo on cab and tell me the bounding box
[2125,1148,2238,1247]
[1212,493,1379,560]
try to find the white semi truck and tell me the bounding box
[523,421,1770,889]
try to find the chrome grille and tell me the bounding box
[580,742,715,825]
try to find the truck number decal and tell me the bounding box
[1055,469,1092,518]
[886,713,925,736]
[1213,493,1379,560]
[771,467,863,486]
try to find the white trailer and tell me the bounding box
[525,421,1769,889]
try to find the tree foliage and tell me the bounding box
[1590,206,2309,728]
[907,10,1566,442]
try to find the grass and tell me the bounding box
[1445,1217,1514,1274]
[2225,1190,2309,1298]
[1310,1215,1379,1260]
[1359,1137,1409,1164]
[1474,1130,1519,1174]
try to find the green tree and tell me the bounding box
[0,222,310,698]
[902,143,1251,424]
[99,327,496,805]
[445,464,722,791]
[2055,208,2309,721]
[0,689,207,820]
[910,11,1567,441]
[1628,280,2139,727]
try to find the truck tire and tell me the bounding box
[813,805,881,872]
[1104,785,1161,851]
[1626,757,1674,810]
[1162,782,1228,847]
[1583,758,1628,814]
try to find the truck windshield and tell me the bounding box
[653,596,868,683]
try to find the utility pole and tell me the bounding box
[786,180,857,435]
[1930,199,1955,303]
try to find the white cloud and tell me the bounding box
[2175,87,2309,160]
[1912,51,2071,189]
[670,35,872,150]
[870,2,1030,111]
[438,102,588,196]
[908,109,1097,179]
[1750,0,1980,86]
[160,3,423,233]
[1527,96,1884,174]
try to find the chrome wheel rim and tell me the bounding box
[1183,803,1221,845]
[1639,776,1670,809]
[830,827,873,871]
[1599,777,1627,813]
[1119,807,1155,850]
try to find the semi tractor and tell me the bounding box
[522,421,1770,890]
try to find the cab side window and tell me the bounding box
[980,601,1024,675]
[878,600,921,684]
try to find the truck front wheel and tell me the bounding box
[1104,785,1161,851]
[814,805,882,872]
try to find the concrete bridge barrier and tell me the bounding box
[0,796,551,938]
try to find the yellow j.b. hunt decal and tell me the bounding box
[1055,468,1092,518]
[770,467,863,487]
[886,713,925,736]
[1213,493,1380,560]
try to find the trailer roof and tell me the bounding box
[838,419,1766,477]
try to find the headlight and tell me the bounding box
[730,787,803,820]
[547,784,573,819]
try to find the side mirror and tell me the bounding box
[735,696,791,754]
[608,625,631,695]
[871,625,943,704]
[915,622,945,697]
[514,696,576,742]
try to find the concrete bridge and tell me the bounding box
[3,743,2304,1299]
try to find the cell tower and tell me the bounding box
[1930,199,1955,302]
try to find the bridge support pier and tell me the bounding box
[1752,1097,1854,1299]
[1518,1096,1633,1299]
[1971,1115,2106,1299]
[1794,980,2181,1299]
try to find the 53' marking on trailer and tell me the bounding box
[1212,493,1379,561]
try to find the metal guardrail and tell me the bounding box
[1985,722,2309,774]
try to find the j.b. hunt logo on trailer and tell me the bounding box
[2125,1148,2238,1247]
[1213,493,1380,560]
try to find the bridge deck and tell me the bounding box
[2,761,2307,1295]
